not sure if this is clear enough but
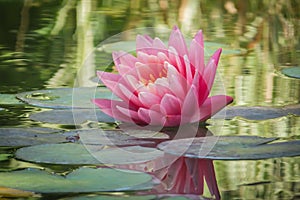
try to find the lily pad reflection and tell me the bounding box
[157,136,300,160]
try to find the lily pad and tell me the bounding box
[0,167,154,193]
[65,129,156,146]
[0,94,23,105]
[281,66,300,79]
[158,136,300,160]
[216,106,288,120]
[16,87,115,109]
[16,143,164,165]
[30,109,115,125]
[100,40,241,56]
[0,127,66,147]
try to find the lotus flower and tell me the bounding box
[93,26,233,127]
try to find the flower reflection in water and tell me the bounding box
[152,156,220,199]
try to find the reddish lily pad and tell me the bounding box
[16,143,163,165]
[158,136,300,160]
[0,167,154,193]
[63,194,202,200]
[30,109,115,125]
[16,87,115,109]
[0,127,65,147]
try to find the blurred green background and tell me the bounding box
[0,0,299,199]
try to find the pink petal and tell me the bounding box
[168,26,188,58]
[181,85,200,123]
[204,48,222,91]
[183,55,193,83]
[160,93,182,115]
[92,99,132,123]
[118,84,142,107]
[189,32,205,74]
[191,71,209,106]
[166,62,188,100]
[196,95,233,122]
[138,92,161,108]
[116,105,142,123]
[168,46,185,76]
[97,71,120,86]
[136,35,155,55]
[138,107,166,125]
[153,37,167,51]
[112,51,138,70]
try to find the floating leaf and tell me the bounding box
[66,129,156,146]
[0,167,154,193]
[30,109,115,125]
[100,41,241,56]
[158,136,300,160]
[284,104,300,116]
[16,143,163,165]
[281,66,300,79]
[216,106,288,120]
[16,87,115,109]
[0,94,23,105]
[0,127,65,147]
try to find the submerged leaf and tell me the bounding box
[16,143,163,165]
[0,127,65,147]
[157,136,300,160]
[0,167,154,193]
[16,87,115,109]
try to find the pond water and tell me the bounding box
[0,0,300,199]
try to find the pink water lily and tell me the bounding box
[93,26,233,127]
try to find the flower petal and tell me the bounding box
[181,85,200,123]
[138,92,161,108]
[204,48,222,91]
[138,107,166,125]
[196,95,233,122]
[160,93,182,115]
[92,99,132,123]
[166,62,188,100]
[189,31,205,74]
[112,51,138,70]
[168,26,188,58]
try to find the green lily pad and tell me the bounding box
[216,106,288,120]
[0,167,154,193]
[30,109,115,125]
[100,40,241,56]
[0,127,66,147]
[16,87,115,109]
[0,94,23,105]
[16,143,163,165]
[281,66,300,79]
[65,129,156,146]
[158,136,300,160]
[0,154,12,162]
